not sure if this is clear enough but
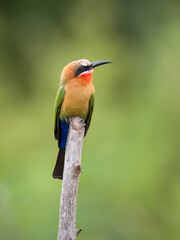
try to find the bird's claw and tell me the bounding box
[65,118,70,124]
[70,117,86,131]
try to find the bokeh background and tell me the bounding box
[0,0,180,239]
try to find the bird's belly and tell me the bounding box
[61,98,89,120]
[60,85,93,120]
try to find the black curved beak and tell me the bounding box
[91,61,113,69]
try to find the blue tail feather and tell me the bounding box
[59,120,69,148]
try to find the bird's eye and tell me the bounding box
[80,66,86,70]
[74,65,91,77]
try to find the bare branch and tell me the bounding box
[57,117,85,240]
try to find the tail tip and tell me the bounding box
[52,173,63,180]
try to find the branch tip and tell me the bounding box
[76,228,82,236]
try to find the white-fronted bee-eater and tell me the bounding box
[53,59,112,179]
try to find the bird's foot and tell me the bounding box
[69,116,85,131]
[64,118,70,124]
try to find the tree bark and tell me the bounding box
[57,117,85,240]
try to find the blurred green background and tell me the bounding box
[0,0,180,239]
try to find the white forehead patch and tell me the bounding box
[80,59,91,67]
[81,62,88,67]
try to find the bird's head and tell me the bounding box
[60,59,112,86]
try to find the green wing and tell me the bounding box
[85,94,94,136]
[54,86,65,146]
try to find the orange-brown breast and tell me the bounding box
[60,78,95,120]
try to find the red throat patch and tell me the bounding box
[80,71,93,82]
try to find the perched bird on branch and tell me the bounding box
[53,59,112,179]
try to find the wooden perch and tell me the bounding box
[57,116,85,240]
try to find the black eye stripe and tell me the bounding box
[74,65,92,77]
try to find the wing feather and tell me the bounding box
[54,86,65,146]
[85,94,94,136]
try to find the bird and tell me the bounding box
[53,59,112,179]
